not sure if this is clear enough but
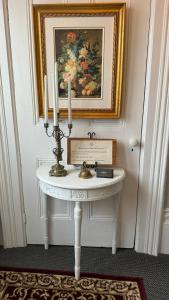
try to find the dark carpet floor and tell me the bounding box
[0,245,168,300]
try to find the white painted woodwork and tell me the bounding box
[0,0,168,255]
[5,0,150,249]
[136,0,169,255]
[0,0,26,247]
[37,165,125,197]
[0,0,168,254]
[37,164,125,279]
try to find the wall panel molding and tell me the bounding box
[88,201,115,222]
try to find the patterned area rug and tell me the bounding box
[0,268,147,299]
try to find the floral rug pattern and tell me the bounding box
[0,269,147,299]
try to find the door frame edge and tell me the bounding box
[135,0,169,255]
[0,0,27,248]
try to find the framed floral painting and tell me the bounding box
[56,29,102,99]
[33,3,125,119]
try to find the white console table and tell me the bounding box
[37,164,125,280]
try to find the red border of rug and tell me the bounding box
[0,266,147,299]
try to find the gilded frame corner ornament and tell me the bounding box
[33,3,126,119]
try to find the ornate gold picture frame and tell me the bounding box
[33,3,125,119]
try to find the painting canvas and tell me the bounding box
[55,29,103,99]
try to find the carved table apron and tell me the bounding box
[37,165,125,280]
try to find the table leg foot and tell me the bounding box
[112,222,117,254]
[112,241,116,254]
[75,266,80,280]
[44,237,48,250]
[74,202,82,280]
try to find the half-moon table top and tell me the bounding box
[37,164,125,190]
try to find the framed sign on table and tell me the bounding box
[33,3,125,119]
[67,138,117,166]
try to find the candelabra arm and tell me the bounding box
[64,123,72,138]
[44,123,53,137]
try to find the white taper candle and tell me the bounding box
[44,75,48,123]
[55,62,59,114]
[68,78,72,125]
[53,62,59,126]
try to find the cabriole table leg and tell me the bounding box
[74,201,82,280]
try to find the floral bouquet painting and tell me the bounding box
[55,29,103,99]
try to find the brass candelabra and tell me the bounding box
[44,113,72,176]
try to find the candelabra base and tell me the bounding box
[49,163,67,177]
